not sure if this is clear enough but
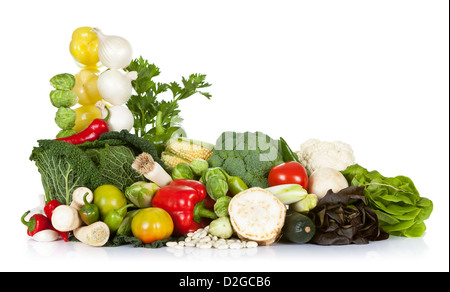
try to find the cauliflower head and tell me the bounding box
[296,139,355,174]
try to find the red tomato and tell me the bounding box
[268,161,309,189]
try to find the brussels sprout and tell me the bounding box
[190,159,209,177]
[50,73,76,90]
[289,194,318,214]
[206,175,228,200]
[171,162,194,180]
[50,90,78,108]
[55,107,76,130]
[125,181,159,208]
[209,216,233,239]
[214,196,231,217]
[203,167,228,182]
[56,129,77,139]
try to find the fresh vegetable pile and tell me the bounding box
[23,27,433,249]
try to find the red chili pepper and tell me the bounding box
[55,108,110,145]
[152,179,217,236]
[43,200,69,242]
[21,211,55,237]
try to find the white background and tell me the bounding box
[0,0,448,272]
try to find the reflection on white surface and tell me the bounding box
[22,235,432,271]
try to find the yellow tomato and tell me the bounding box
[131,208,174,244]
[73,104,101,132]
[72,69,102,105]
[69,26,101,69]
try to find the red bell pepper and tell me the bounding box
[152,179,217,236]
[43,199,70,242]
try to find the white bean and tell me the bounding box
[217,244,229,249]
[200,236,211,243]
[229,242,243,249]
[246,241,258,248]
[166,241,178,247]
[198,242,212,249]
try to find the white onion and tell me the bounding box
[97,69,137,105]
[93,28,133,69]
[107,105,134,132]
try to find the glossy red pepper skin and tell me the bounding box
[21,211,56,237]
[43,200,69,242]
[55,118,109,145]
[152,179,217,236]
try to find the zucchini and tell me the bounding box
[282,210,315,244]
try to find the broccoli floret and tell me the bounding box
[222,157,246,177]
[207,131,284,188]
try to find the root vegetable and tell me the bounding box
[70,187,93,210]
[228,187,286,245]
[73,221,110,247]
[51,205,82,232]
[308,167,349,200]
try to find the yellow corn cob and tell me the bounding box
[163,137,214,167]
[161,151,191,169]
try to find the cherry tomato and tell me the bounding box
[131,207,174,244]
[268,161,309,189]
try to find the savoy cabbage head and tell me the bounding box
[30,130,162,205]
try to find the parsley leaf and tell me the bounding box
[125,56,211,137]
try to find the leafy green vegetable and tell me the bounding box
[125,56,212,137]
[30,130,163,205]
[207,131,284,188]
[30,140,107,205]
[308,186,389,245]
[341,164,433,237]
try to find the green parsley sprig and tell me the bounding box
[125,56,212,137]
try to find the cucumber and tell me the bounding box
[282,210,315,244]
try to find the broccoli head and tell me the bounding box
[207,131,284,188]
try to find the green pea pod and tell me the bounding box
[206,175,229,201]
[227,176,248,196]
[104,204,134,234]
[79,192,100,225]
[50,90,78,108]
[279,137,300,163]
[50,73,76,90]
